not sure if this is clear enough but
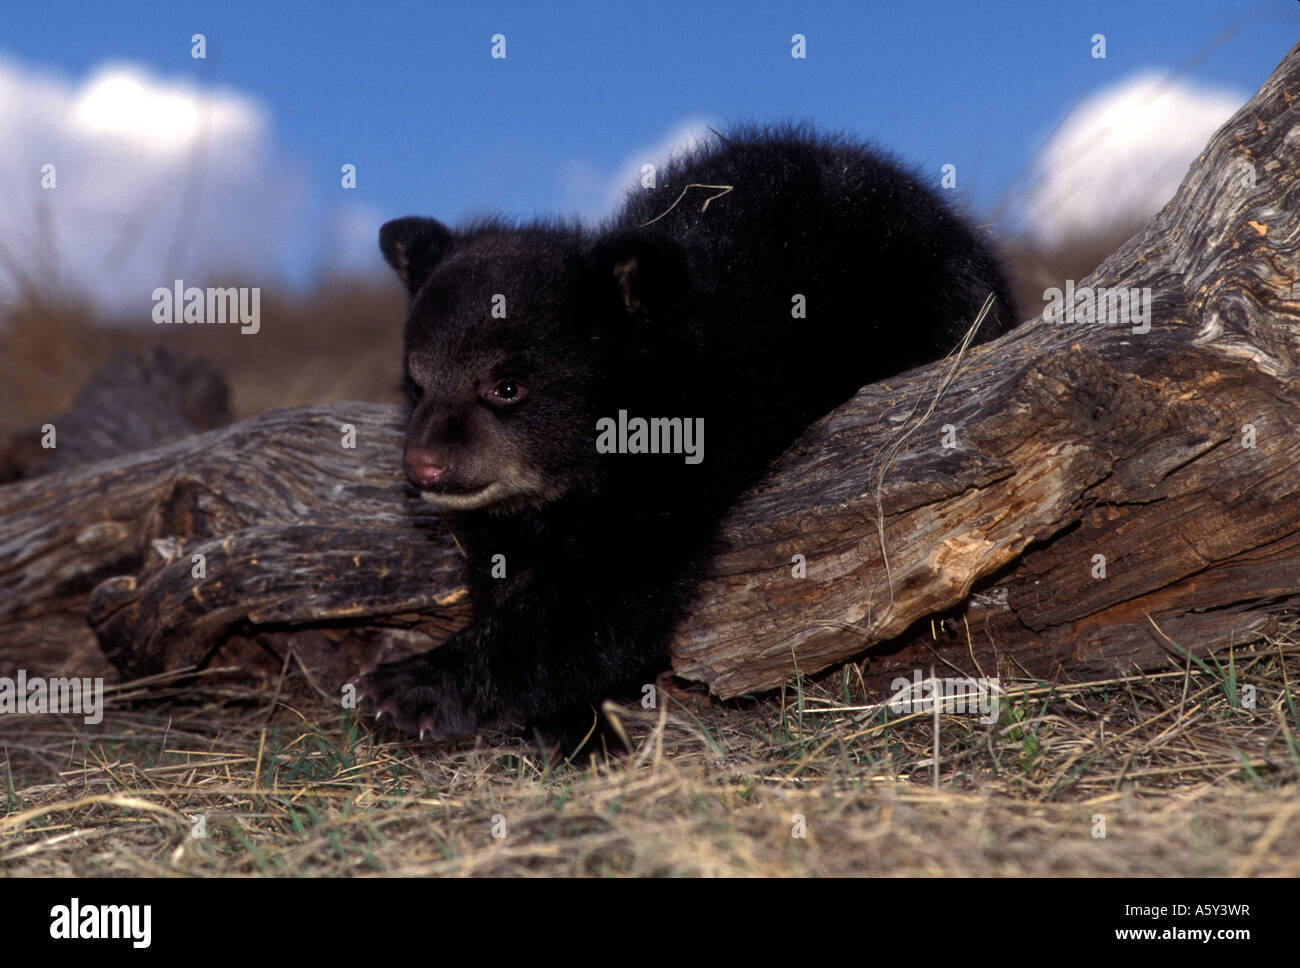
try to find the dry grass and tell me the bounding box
[3,629,1297,877]
[0,277,406,434]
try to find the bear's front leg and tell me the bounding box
[356,623,509,740]
[356,576,667,741]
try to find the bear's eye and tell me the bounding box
[483,378,528,406]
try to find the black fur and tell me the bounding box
[361,124,1019,740]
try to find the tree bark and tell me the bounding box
[3,43,1298,699]
[0,403,467,686]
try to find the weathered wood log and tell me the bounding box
[675,44,1300,696]
[3,43,1298,700]
[0,346,235,677]
[0,404,467,685]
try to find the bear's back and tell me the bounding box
[613,124,1017,374]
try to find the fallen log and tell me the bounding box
[0,404,466,685]
[0,345,234,677]
[3,43,1299,700]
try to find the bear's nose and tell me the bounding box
[404,448,450,487]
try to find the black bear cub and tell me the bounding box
[362,124,1018,741]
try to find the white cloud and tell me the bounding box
[562,118,715,223]
[1014,72,1247,247]
[0,55,304,316]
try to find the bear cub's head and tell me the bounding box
[380,216,690,514]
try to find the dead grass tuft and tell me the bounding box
[3,627,1297,877]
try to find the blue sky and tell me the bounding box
[0,0,1295,302]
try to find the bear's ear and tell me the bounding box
[379,217,454,295]
[589,229,690,321]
